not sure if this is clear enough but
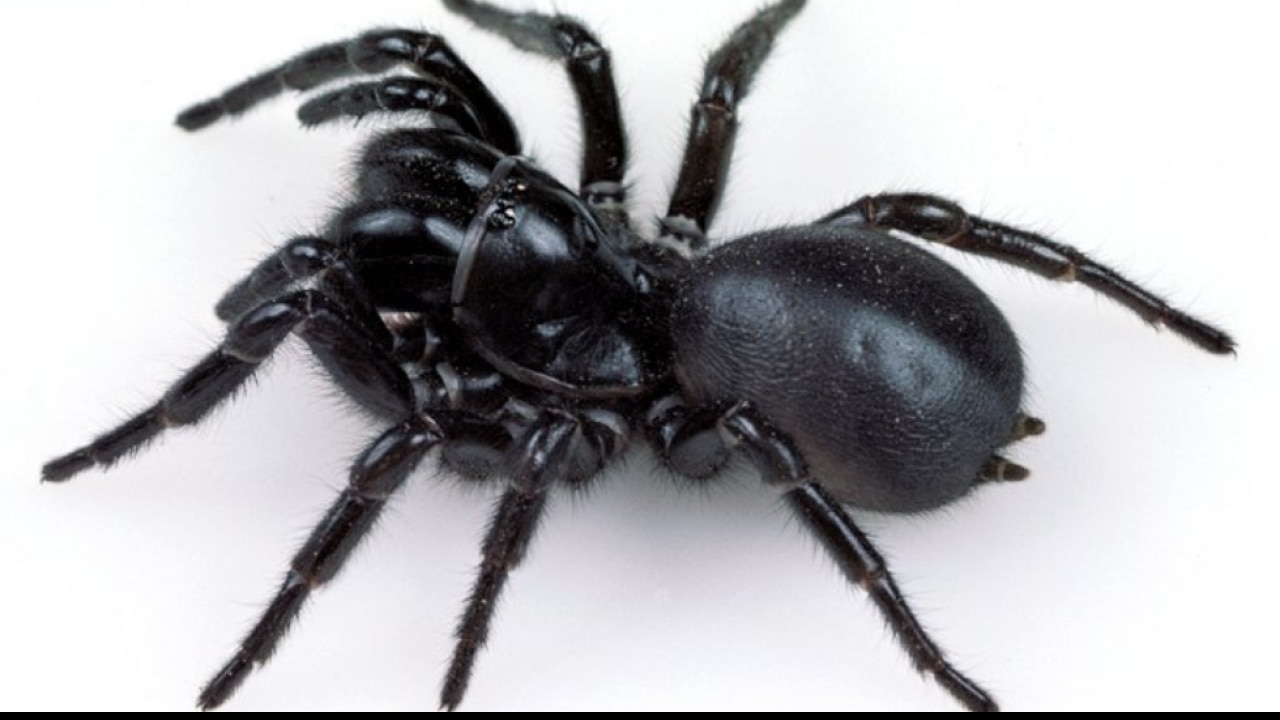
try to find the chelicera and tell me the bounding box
[43,0,1234,711]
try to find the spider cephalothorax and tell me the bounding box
[44,0,1233,711]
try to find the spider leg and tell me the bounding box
[649,399,998,713]
[660,0,806,252]
[440,411,578,711]
[784,483,997,713]
[440,406,631,710]
[820,193,1236,354]
[215,235,396,356]
[176,28,520,154]
[442,0,629,218]
[294,77,489,138]
[214,235,338,321]
[42,289,411,483]
[197,414,459,710]
[645,397,733,480]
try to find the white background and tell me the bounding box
[1,0,1275,712]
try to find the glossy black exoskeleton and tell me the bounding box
[42,0,1233,712]
[673,226,1024,513]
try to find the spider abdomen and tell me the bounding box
[671,227,1025,512]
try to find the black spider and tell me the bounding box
[42,0,1234,712]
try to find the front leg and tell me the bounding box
[176,27,519,154]
[44,288,412,482]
